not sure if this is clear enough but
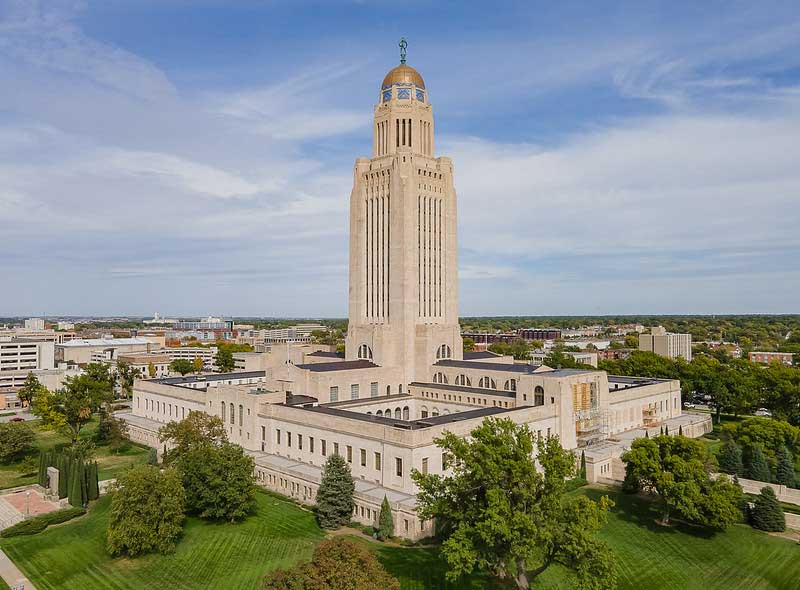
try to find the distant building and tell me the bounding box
[598,348,635,361]
[56,337,156,365]
[24,318,46,330]
[639,327,692,361]
[749,351,793,366]
[114,352,172,378]
[517,328,562,341]
[0,338,55,373]
[56,321,75,331]
[530,350,599,368]
[165,346,218,369]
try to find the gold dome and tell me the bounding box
[382,64,425,88]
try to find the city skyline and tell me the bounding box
[2,1,799,316]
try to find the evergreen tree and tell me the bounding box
[664,425,669,436]
[57,454,68,498]
[750,487,785,532]
[679,425,683,436]
[747,444,771,483]
[88,462,100,501]
[147,447,159,466]
[775,446,795,487]
[660,426,664,436]
[68,461,84,507]
[718,440,744,475]
[377,496,394,541]
[579,450,587,480]
[316,454,355,529]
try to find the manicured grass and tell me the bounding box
[4,486,799,590]
[1,492,323,590]
[0,418,149,489]
[376,488,800,590]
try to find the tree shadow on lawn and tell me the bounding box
[583,488,718,540]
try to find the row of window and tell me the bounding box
[220,401,251,427]
[138,397,189,421]
[273,429,408,477]
[330,382,404,401]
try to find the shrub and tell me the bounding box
[0,421,35,463]
[750,487,785,532]
[39,506,86,526]
[0,507,86,538]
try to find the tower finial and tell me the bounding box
[399,37,407,65]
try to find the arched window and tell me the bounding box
[504,379,517,392]
[432,408,440,417]
[402,406,410,420]
[394,407,401,419]
[238,404,243,425]
[386,385,391,395]
[435,344,452,360]
[357,344,373,360]
[534,386,545,406]
[377,410,383,417]
[443,409,450,415]
[454,374,472,387]
[478,377,497,389]
[420,406,429,418]
[221,401,225,422]
[229,403,234,424]
[433,372,448,384]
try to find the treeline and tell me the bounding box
[600,351,800,425]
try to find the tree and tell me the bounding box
[147,447,159,466]
[17,372,46,407]
[159,413,255,522]
[147,362,157,378]
[0,422,35,463]
[746,444,771,483]
[31,369,112,442]
[775,446,795,487]
[169,359,194,376]
[262,538,400,590]
[107,465,186,556]
[622,435,742,528]
[412,418,617,590]
[215,348,235,372]
[717,439,744,476]
[721,417,800,468]
[462,337,475,353]
[579,450,587,480]
[115,361,141,399]
[377,496,394,541]
[316,454,355,530]
[192,357,205,373]
[749,487,785,532]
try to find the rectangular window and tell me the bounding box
[347,445,353,463]
[261,426,265,441]
[374,452,382,470]
[395,457,403,477]
[334,442,339,456]
[310,437,315,453]
[298,434,303,450]
[422,457,428,475]
[277,429,281,445]
[288,432,292,448]
[360,448,366,467]
[351,384,359,400]
[330,386,338,402]
[321,439,327,456]
[370,382,378,397]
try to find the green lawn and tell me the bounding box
[376,488,800,590]
[3,486,799,590]
[0,418,149,489]
[1,492,323,590]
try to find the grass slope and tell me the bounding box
[1,492,323,590]
[0,418,148,490]
[378,488,800,590]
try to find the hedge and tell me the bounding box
[1,506,87,538]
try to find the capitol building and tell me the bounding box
[121,49,710,540]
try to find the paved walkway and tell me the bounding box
[0,549,37,590]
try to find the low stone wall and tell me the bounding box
[735,477,800,506]
[784,512,800,531]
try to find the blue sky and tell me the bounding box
[1,0,799,317]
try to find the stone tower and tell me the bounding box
[345,47,463,386]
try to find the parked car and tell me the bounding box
[9,417,25,422]
[754,408,772,417]
[683,401,696,409]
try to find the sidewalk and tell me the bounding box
[0,549,36,590]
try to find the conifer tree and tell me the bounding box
[660,426,664,436]
[747,444,771,483]
[775,446,796,487]
[377,496,394,541]
[68,461,84,507]
[679,425,683,436]
[147,447,159,466]
[579,450,587,480]
[315,454,355,529]
[750,487,785,532]
[718,439,744,475]
[664,425,669,436]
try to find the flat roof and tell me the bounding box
[57,337,153,347]
[607,375,667,384]
[294,360,379,372]
[409,381,516,398]
[462,351,501,360]
[434,359,542,374]
[307,351,345,358]
[152,371,267,385]
[299,403,515,430]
